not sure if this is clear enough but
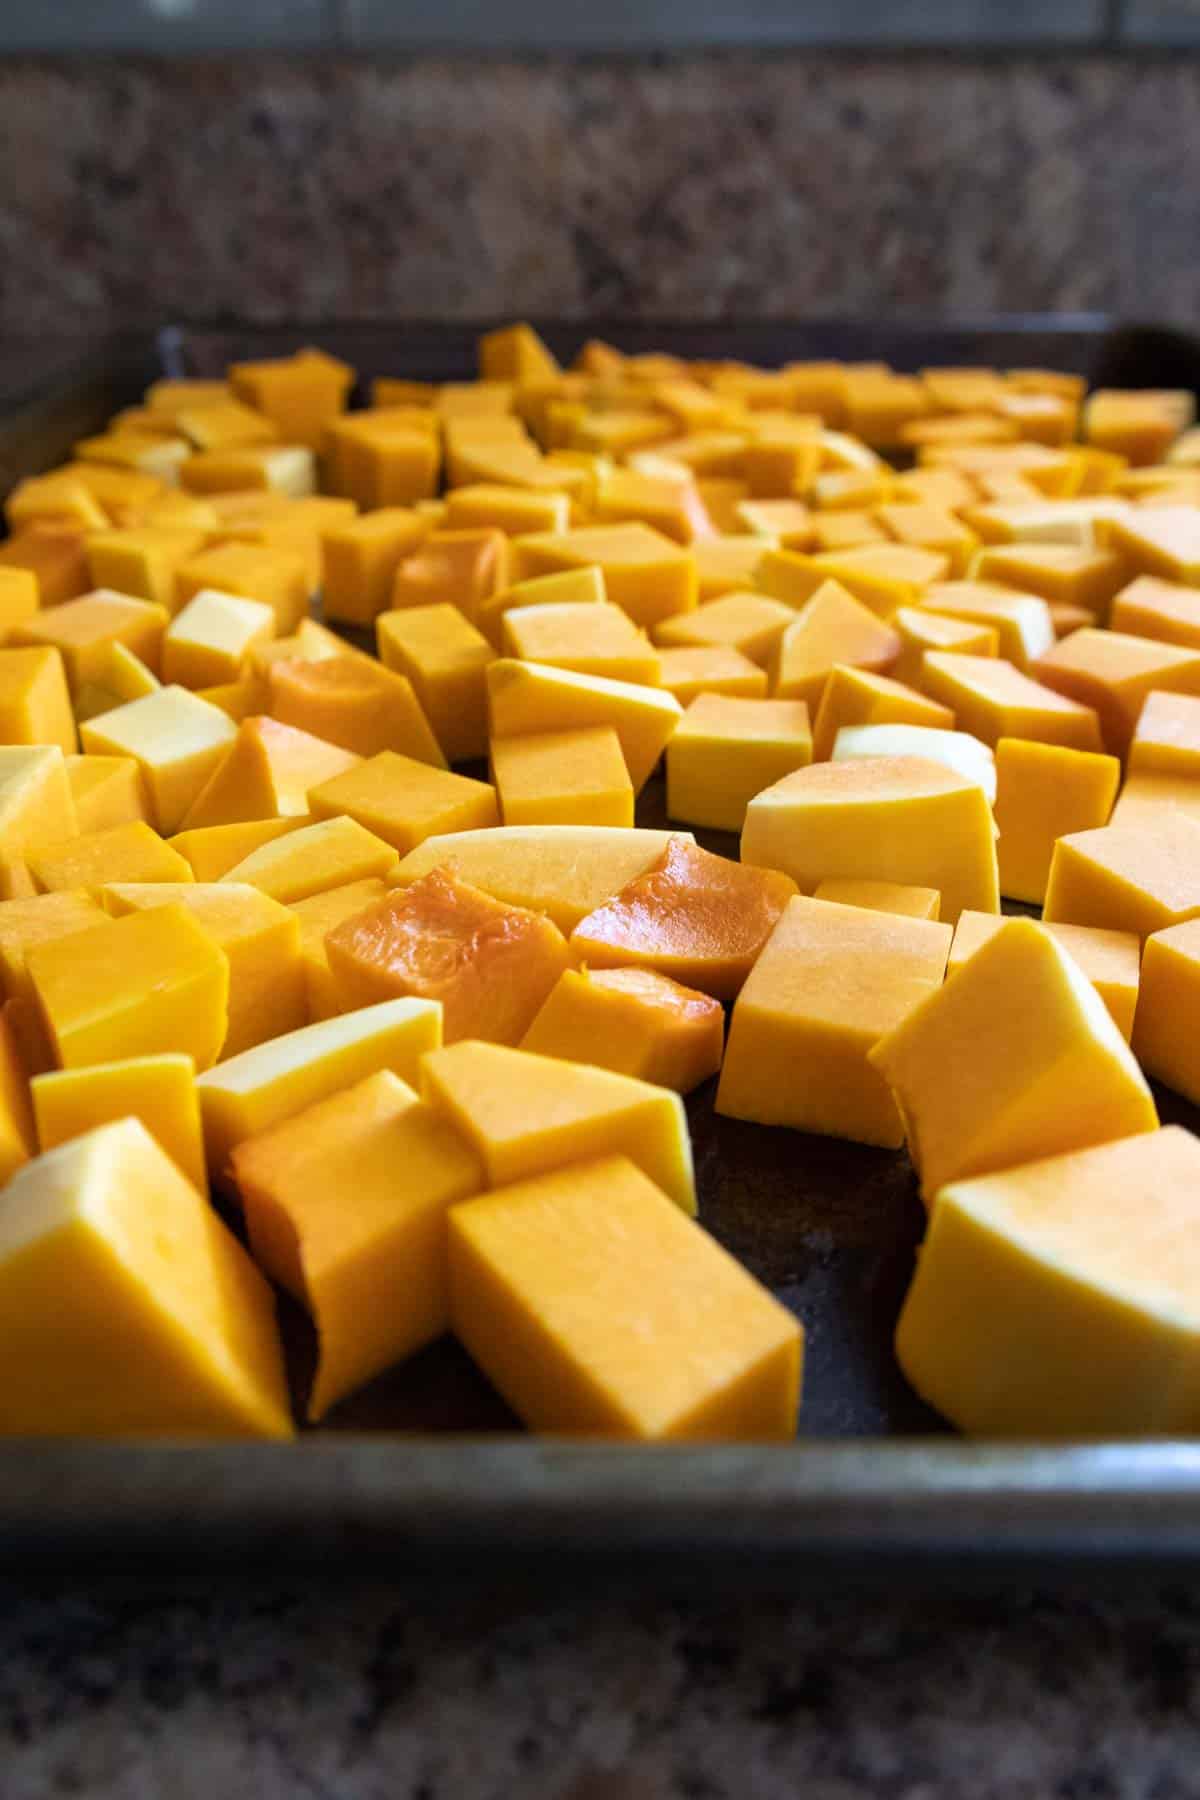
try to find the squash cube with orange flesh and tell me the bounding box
[492,727,633,829]
[475,566,605,652]
[486,660,681,795]
[308,751,497,853]
[508,524,697,630]
[570,837,795,1002]
[0,529,90,610]
[266,654,445,766]
[161,590,275,691]
[65,754,148,835]
[993,738,1120,906]
[501,602,660,688]
[374,604,493,765]
[890,606,998,686]
[770,580,901,708]
[180,714,359,830]
[389,529,508,625]
[0,568,43,643]
[27,820,192,894]
[874,503,979,577]
[656,646,767,707]
[175,542,309,633]
[1032,629,1200,757]
[221,815,398,906]
[320,507,427,626]
[1110,576,1200,650]
[811,665,954,762]
[0,747,78,902]
[1083,392,1194,467]
[759,544,948,619]
[718,895,951,1148]
[31,1052,206,1193]
[79,686,235,832]
[0,1003,34,1186]
[948,909,1140,1042]
[326,868,568,1045]
[812,878,941,921]
[917,581,1054,670]
[1133,919,1200,1104]
[1128,691,1200,779]
[972,543,1127,622]
[229,348,353,450]
[652,592,794,668]
[0,648,76,756]
[520,966,723,1095]
[1044,814,1200,940]
[288,877,388,1021]
[919,653,1103,752]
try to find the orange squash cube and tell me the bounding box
[1033,629,1200,757]
[520,966,723,1094]
[375,604,493,764]
[390,529,508,625]
[920,653,1103,751]
[266,655,445,765]
[308,750,498,852]
[770,579,901,708]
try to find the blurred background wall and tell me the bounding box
[0,1,1198,334]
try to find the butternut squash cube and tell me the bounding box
[220,814,397,905]
[79,685,236,834]
[742,755,998,925]
[175,398,277,452]
[1045,814,1200,939]
[1111,575,1200,650]
[13,591,167,696]
[475,566,605,652]
[319,507,425,626]
[266,654,445,767]
[1128,690,1200,779]
[829,723,997,802]
[229,347,353,450]
[973,543,1126,622]
[948,910,1140,1041]
[326,415,441,508]
[162,589,275,691]
[769,580,900,709]
[31,1052,206,1192]
[28,901,229,1071]
[656,645,767,707]
[392,824,688,934]
[917,580,1054,670]
[0,528,90,609]
[891,605,998,686]
[389,529,507,626]
[0,747,78,901]
[288,877,387,1021]
[449,1154,799,1439]
[1033,628,1200,757]
[1110,770,1200,830]
[919,652,1103,751]
[875,502,978,577]
[691,536,778,602]
[735,498,812,550]
[421,1039,695,1214]
[1085,393,1194,467]
[570,837,795,1001]
[809,509,887,551]
[169,817,307,881]
[652,591,794,668]
[759,544,948,620]
[508,524,696,630]
[309,750,498,852]
[327,868,567,1045]
[812,878,941,920]
[1133,919,1200,1103]
[64,753,147,834]
[0,647,76,756]
[232,1069,482,1420]
[501,602,660,688]
[179,445,315,498]
[0,567,40,641]
[175,542,309,634]
[520,966,723,1094]
[28,820,193,894]
[869,918,1157,1199]
[490,727,633,830]
[197,997,441,1176]
[6,474,108,535]
[992,737,1119,905]
[895,1127,1200,1436]
[486,660,681,794]
[666,692,813,831]
[811,665,954,762]
[443,484,570,537]
[180,715,358,830]
[374,604,493,764]
[0,1002,34,1185]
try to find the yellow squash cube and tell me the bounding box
[875,502,978,577]
[31,1052,206,1193]
[0,647,76,756]
[0,567,40,640]
[15,590,168,693]
[652,591,794,667]
[176,398,277,452]
[1134,919,1200,1102]
[759,543,948,619]
[992,737,1120,905]
[168,817,307,881]
[28,820,194,894]
[64,753,147,834]
[309,750,498,853]
[329,416,441,508]
[520,966,723,1095]
[666,694,812,835]
[486,659,681,794]
[869,918,1157,1200]
[443,483,571,537]
[917,580,1054,670]
[288,876,387,1021]
[920,652,1103,751]
[769,580,901,708]
[449,1155,800,1439]
[491,726,633,829]
[162,589,275,690]
[1128,690,1200,779]
[1102,504,1200,581]
[85,528,210,612]
[501,601,660,688]
[973,543,1126,622]
[811,665,954,762]
[266,653,445,766]
[320,508,427,626]
[890,605,998,686]
[80,685,237,833]
[949,909,1140,1040]
[1044,814,1200,939]
[0,889,108,1070]
[508,524,696,630]
[180,714,358,829]
[692,536,778,601]
[1109,771,1200,830]
[656,645,767,706]
[220,814,397,905]
[375,603,494,764]
[812,878,941,920]
[229,347,353,450]
[475,565,605,652]
[175,542,309,634]
[0,1118,291,1436]
[0,746,78,901]
[1033,628,1200,758]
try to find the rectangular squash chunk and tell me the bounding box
[916,581,1053,669]
[448,1154,801,1439]
[1132,919,1200,1104]
[196,997,442,1176]
[919,652,1103,751]
[1127,690,1200,779]
[181,716,359,830]
[717,896,951,1147]
[768,580,901,710]
[869,918,1157,1201]
[0,646,77,756]
[992,738,1120,906]
[232,1069,485,1420]
[65,754,149,834]
[1032,627,1200,757]
[27,902,230,1073]
[653,591,794,667]
[80,685,237,834]
[508,524,697,629]
[0,1117,292,1436]
[31,1052,206,1193]
[28,820,194,894]
[896,1127,1200,1437]
[519,966,723,1095]
[289,876,387,1022]
[375,603,494,764]
[666,693,812,835]
[219,814,398,904]
[308,751,498,854]
[486,659,682,794]
[811,664,953,762]
[168,817,308,882]
[421,1039,696,1215]
[812,877,941,920]
[1043,814,1200,939]
[949,909,1140,1040]
[491,727,634,829]
[322,508,428,626]
[0,746,78,901]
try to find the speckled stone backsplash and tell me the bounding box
[1,51,1198,336]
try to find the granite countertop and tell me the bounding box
[3,1570,1198,1796]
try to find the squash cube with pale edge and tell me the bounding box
[420,1040,696,1215]
[917,581,1053,670]
[268,654,445,767]
[569,837,795,1002]
[830,723,997,802]
[169,817,307,882]
[28,820,194,894]
[717,896,951,1147]
[652,592,794,667]
[15,591,168,692]
[232,1069,484,1420]
[196,997,440,1176]
[1032,629,1200,756]
[375,605,493,764]
[476,566,605,652]
[0,647,76,756]
[520,967,723,1095]
[993,738,1120,906]
[811,665,954,762]
[891,605,998,685]
[31,1053,206,1193]
[486,660,681,793]
[0,1118,291,1437]
[391,825,689,934]
[27,902,229,1072]
[501,602,660,688]
[1109,772,1200,831]
[1102,505,1200,582]
[444,485,571,537]
[491,727,633,829]
[289,877,387,1021]
[326,869,568,1045]
[769,581,900,708]
[1128,691,1200,779]
[101,882,306,1058]
[1044,815,1200,939]
[309,751,498,854]
[0,747,78,900]
[896,1128,1200,1437]
[973,544,1126,621]
[449,1155,800,1438]
[812,878,941,921]
[0,889,107,1072]
[666,694,812,834]
[507,524,697,630]
[84,530,209,613]
[869,919,1157,1200]
[949,910,1140,1041]
[220,815,397,905]
[181,715,358,830]
[162,590,275,690]
[1111,575,1200,650]
[656,645,767,706]
[80,686,236,834]
[175,542,309,634]
[1133,920,1200,1103]
[741,755,998,925]
[919,653,1102,751]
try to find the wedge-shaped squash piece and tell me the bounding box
[718,896,951,1147]
[896,1127,1200,1436]
[28,902,230,1073]
[1134,919,1200,1102]
[421,1039,696,1214]
[0,1118,291,1436]
[830,722,996,802]
[15,590,168,692]
[197,997,441,1176]
[392,824,689,934]
[656,644,767,707]
[491,726,633,829]
[375,603,494,764]
[1127,690,1200,779]
[520,966,723,1095]
[79,685,237,834]
[1032,628,1200,757]
[0,647,76,756]
[949,910,1140,1041]
[869,918,1157,1199]
[309,751,497,853]
[811,664,954,762]
[266,654,445,767]
[666,694,812,834]
[769,579,900,708]
[919,652,1103,751]
[742,755,998,925]
[180,714,359,830]
[891,604,998,685]
[812,877,940,920]
[1111,575,1200,650]
[28,820,193,894]
[570,838,795,1001]
[0,747,78,901]
[327,868,567,1045]
[993,735,1121,905]
[232,1069,484,1420]
[758,543,948,619]
[449,1155,800,1438]
[476,566,605,652]
[917,581,1053,670]
[486,660,682,793]
[288,877,387,1021]
[169,816,308,881]
[31,1052,206,1192]
[1044,814,1200,939]
[652,591,794,667]
[508,524,697,629]
[0,1004,34,1185]
[161,589,275,691]
[221,814,397,905]
[102,882,306,1059]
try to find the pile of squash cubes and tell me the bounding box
[0,325,1198,1441]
